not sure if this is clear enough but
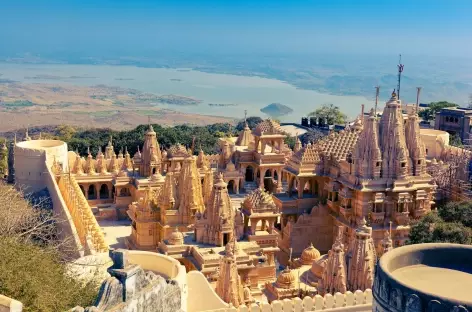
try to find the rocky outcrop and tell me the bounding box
[71,249,183,312]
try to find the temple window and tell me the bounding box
[401,162,406,168]
[417,160,421,165]
[376,162,380,167]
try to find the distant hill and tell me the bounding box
[260,103,293,117]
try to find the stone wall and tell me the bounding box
[14,140,68,193]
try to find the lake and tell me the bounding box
[0,63,373,122]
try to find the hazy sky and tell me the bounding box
[1,0,471,57]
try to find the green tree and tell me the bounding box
[0,139,7,177]
[308,104,347,125]
[0,237,98,312]
[418,101,458,122]
[235,116,263,131]
[0,183,99,311]
[300,129,325,145]
[450,133,463,147]
[408,200,472,245]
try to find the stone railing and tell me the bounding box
[44,166,83,258]
[206,290,373,312]
[0,294,23,312]
[56,172,108,254]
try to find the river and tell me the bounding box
[0,63,372,122]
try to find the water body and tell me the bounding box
[0,63,372,122]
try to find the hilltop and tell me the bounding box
[260,103,294,117]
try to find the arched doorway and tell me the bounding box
[79,185,86,196]
[227,180,235,194]
[303,181,311,194]
[264,169,272,192]
[99,184,109,199]
[245,166,254,182]
[88,185,97,200]
[120,188,130,197]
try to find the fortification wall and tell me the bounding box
[187,271,229,312]
[14,140,68,192]
[419,129,449,159]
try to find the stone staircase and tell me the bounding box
[281,181,289,192]
[243,181,258,193]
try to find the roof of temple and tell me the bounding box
[316,129,360,161]
[242,188,278,215]
[167,144,190,158]
[252,119,285,136]
[291,142,322,167]
[235,121,254,146]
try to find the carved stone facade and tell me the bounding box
[195,173,243,246]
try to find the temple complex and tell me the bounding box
[4,88,451,308]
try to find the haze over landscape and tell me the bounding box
[1,0,471,129]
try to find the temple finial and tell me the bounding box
[416,87,422,114]
[374,86,380,117]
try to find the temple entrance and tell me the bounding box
[88,185,97,200]
[99,184,109,199]
[245,166,254,182]
[264,169,272,191]
[227,180,235,194]
[223,233,230,246]
[152,167,157,175]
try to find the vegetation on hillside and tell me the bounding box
[418,101,458,122]
[408,201,472,245]
[5,116,303,156]
[308,104,347,125]
[0,183,99,311]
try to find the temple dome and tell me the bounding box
[151,171,165,182]
[167,144,190,158]
[226,159,236,171]
[300,243,321,265]
[252,119,284,136]
[168,227,184,245]
[133,147,142,160]
[275,267,296,289]
[310,254,328,279]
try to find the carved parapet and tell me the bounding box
[371,212,385,224]
[393,211,410,226]
[235,290,372,311]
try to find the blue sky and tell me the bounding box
[1,0,471,57]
